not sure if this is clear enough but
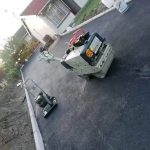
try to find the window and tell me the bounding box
[45,0,70,27]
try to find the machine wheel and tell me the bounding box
[78,75,90,80]
[92,72,106,79]
[43,111,49,118]
[51,97,57,104]
[93,74,105,79]
[53,98,57,104]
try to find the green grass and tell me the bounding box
[73,0,101,26]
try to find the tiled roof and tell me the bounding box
[20,0,49,16]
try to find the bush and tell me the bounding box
[0,37,21,80]
[0,37,39,80]
[7,67,20,80]
[17,40,39,64]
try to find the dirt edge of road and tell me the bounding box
[0,82,36,150]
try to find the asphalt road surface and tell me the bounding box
[23,0,150,149]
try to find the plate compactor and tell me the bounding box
[25,79,57,118]
[40,29,114,78]
[35,92,57,118]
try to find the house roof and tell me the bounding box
[20,0,49,16]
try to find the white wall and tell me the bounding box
[21,11,76,43]
[21,15,58,44]
[21,12,75,43]
[24,34,32,42]
[58,12,75,33]
[73,0,88,8]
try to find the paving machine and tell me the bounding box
[40,29,114,78]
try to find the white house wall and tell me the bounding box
[73,0,88,8]
[22,12,75,43]
[40,15,60,36]
[58,12,75,33]
[22,15,58,44]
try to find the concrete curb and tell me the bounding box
[60,0,132,36]
[20,69,45,150]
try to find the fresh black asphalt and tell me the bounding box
[23,0,150,149]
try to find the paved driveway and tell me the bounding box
[23,0,150,149]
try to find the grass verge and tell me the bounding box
[73,0,101,26]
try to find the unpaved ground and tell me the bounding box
[0,82,35,150]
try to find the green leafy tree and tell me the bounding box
[0,36,39,80]
[0,37,21,80]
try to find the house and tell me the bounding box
[20,0,88,44]
[14,25,32,43]
[13,25,39,52]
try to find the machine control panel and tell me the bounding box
[89,36,102,54]
[80,33,105,65]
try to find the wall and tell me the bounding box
[21,12,75,43]
[21,15,59,44]
[73,0,88,8]
[24,34,32,42]
[58,12,75,33]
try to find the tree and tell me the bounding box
[0,37,21,80]
[0,36,39,80]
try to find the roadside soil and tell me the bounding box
[0,82,35,150]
